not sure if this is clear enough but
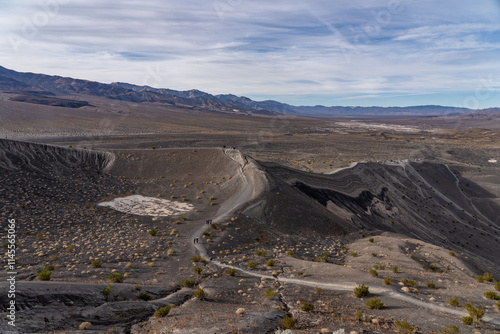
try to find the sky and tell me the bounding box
[1,0,499,108]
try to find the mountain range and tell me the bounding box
[1,65,498,116]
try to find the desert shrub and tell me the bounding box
[369,237,374,243]
[297,272,304,277]
[91,259,102,268]
[384,277,391,285]
[44,265,55,271]
[354,310,363,321]
[134,285,141,291]
[66,245,74,253]
[464,302,485,324]
[179,279,196,288]
[314,255,328,263]
[210,222,217,229]
[496,300,500,311]
[495,281,500,291]
[442,325,461,334]
[365,297,385,310]
[138,292,152,301]
[266,259,275,267]
[428,282,436,289]
[373,265,379,270]
[37,269,51,281]
[369,269,378,277]
[247,261,258,269]
[210,202,216,206]
[109,272,124,283]
[392,266,399,273]
[430,264,437,270]
[351,252,358,257]
[191,255,206,263]
[209,197,215,201]
[484,291,499,300]
[448,296,459,307]
[102,284,112,298]
[278,316,295,329]
[476,272,493,282]
[155,305,171,318]
[202,231,210,237]
[148,229,157,236]
[194,267,202,275]
[402,279,416,287]
[193,286,206,300]
[371,253,377,257]
[167,249,174,256]
[300,302,314,312]
[395,320,414,334]
[449,250,455,257]
[462,316,473,325]
[256,249,267,256]
[225,268,236,276]
[379,264,386,270]
[315,287,323,295]
[180,215,187,221]
[286,251,294,256]
[264,289,278,300]
[354,284,369,298]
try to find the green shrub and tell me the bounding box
[202,231,210,237]
[369,269,378,277]
[368,237,374,243]
[476,272,493,282]
[351,252,358,257]
[256,249,267,256]
[109,272,124,283]
[193,286,206,300]
[392,266,399,273]
[148,229,157,236]
[300,302,314,312]
[427,282,436,289]
[449,250,455,257]
[462,316,473,326]
[266,259,275,267]
[138,292,152,301]
[484,291,499,300]
[194,267,202,275]
[464,302,485,324]
[379,264,386,270]
[44,265,55,271]
[395,320,414,334]
[496,300,500,311]
[354,310,363,321]
[154,305,171,318]
[264,288,278,300]
[102,284,112,298]
[191,255,206,263]
[279,316,295,329]
[495,281,500,291]
[442,325,461,334]
[315,287,323,295]
[37,269,51,281]
[297,271,304,277]
[371,253,377,257]
[365,297,385,309]
[134,285,141,291]
[91,259,102,268]
[314,255,328,262]
[384,277,391,285]
[354,284,369,298]
[373,265,379,270]
[179,279,196,288]
[448,296,459,307]
[225,268,236,276]
[210,222,217,229]
[247,261,257,269]
[402,279,416,287]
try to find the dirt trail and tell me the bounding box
[190,149,500,327]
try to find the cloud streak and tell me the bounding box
[0,0,499,107]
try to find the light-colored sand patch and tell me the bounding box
[98,195,194,217]
[334,121,421,133]
[488,159,497,163]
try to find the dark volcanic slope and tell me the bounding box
[259,161,500,277]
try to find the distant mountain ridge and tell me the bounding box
[1,65,498,116]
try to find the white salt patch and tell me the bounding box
[98,195,194,217]
[488,159,497,163]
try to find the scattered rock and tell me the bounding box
[236,308,245,315]
[79,322,91,330]
[401,287,410,293]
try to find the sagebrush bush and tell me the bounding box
[264,288,278,300]
[392,266,399,273]
[155,305,171,318]
[427,282,436,289]
[91,259,102,268]
[225,268,236,276]
[495,281,500,291]
[256,249,267,256]
[395,320,414,334]
[354,284,369,298]
[179,279,195,288]
[138,292,152,301]
[354,310,362,321]
[464,302,485,324]
[369,269,378,277]
[266,259,275,267]
[37,269,51,281]
[102,284,112,298]
[462,316,473,326]
[194,267,202,275]
[109,272,124,283]
[448,296,459,307]
[148,229,157,236]
[247,261,257,269]
[278,316,295,329]
[442,325,460,334]
[365,297,384,310]
[384,277,391,285]
[368,237,374,243]
[193,286,206,300]
[191,255,205,263]
[484,291,499,300]
[300,302,314,312]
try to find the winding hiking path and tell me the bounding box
[190,149,500,327]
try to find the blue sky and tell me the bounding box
[1,0,499,108]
